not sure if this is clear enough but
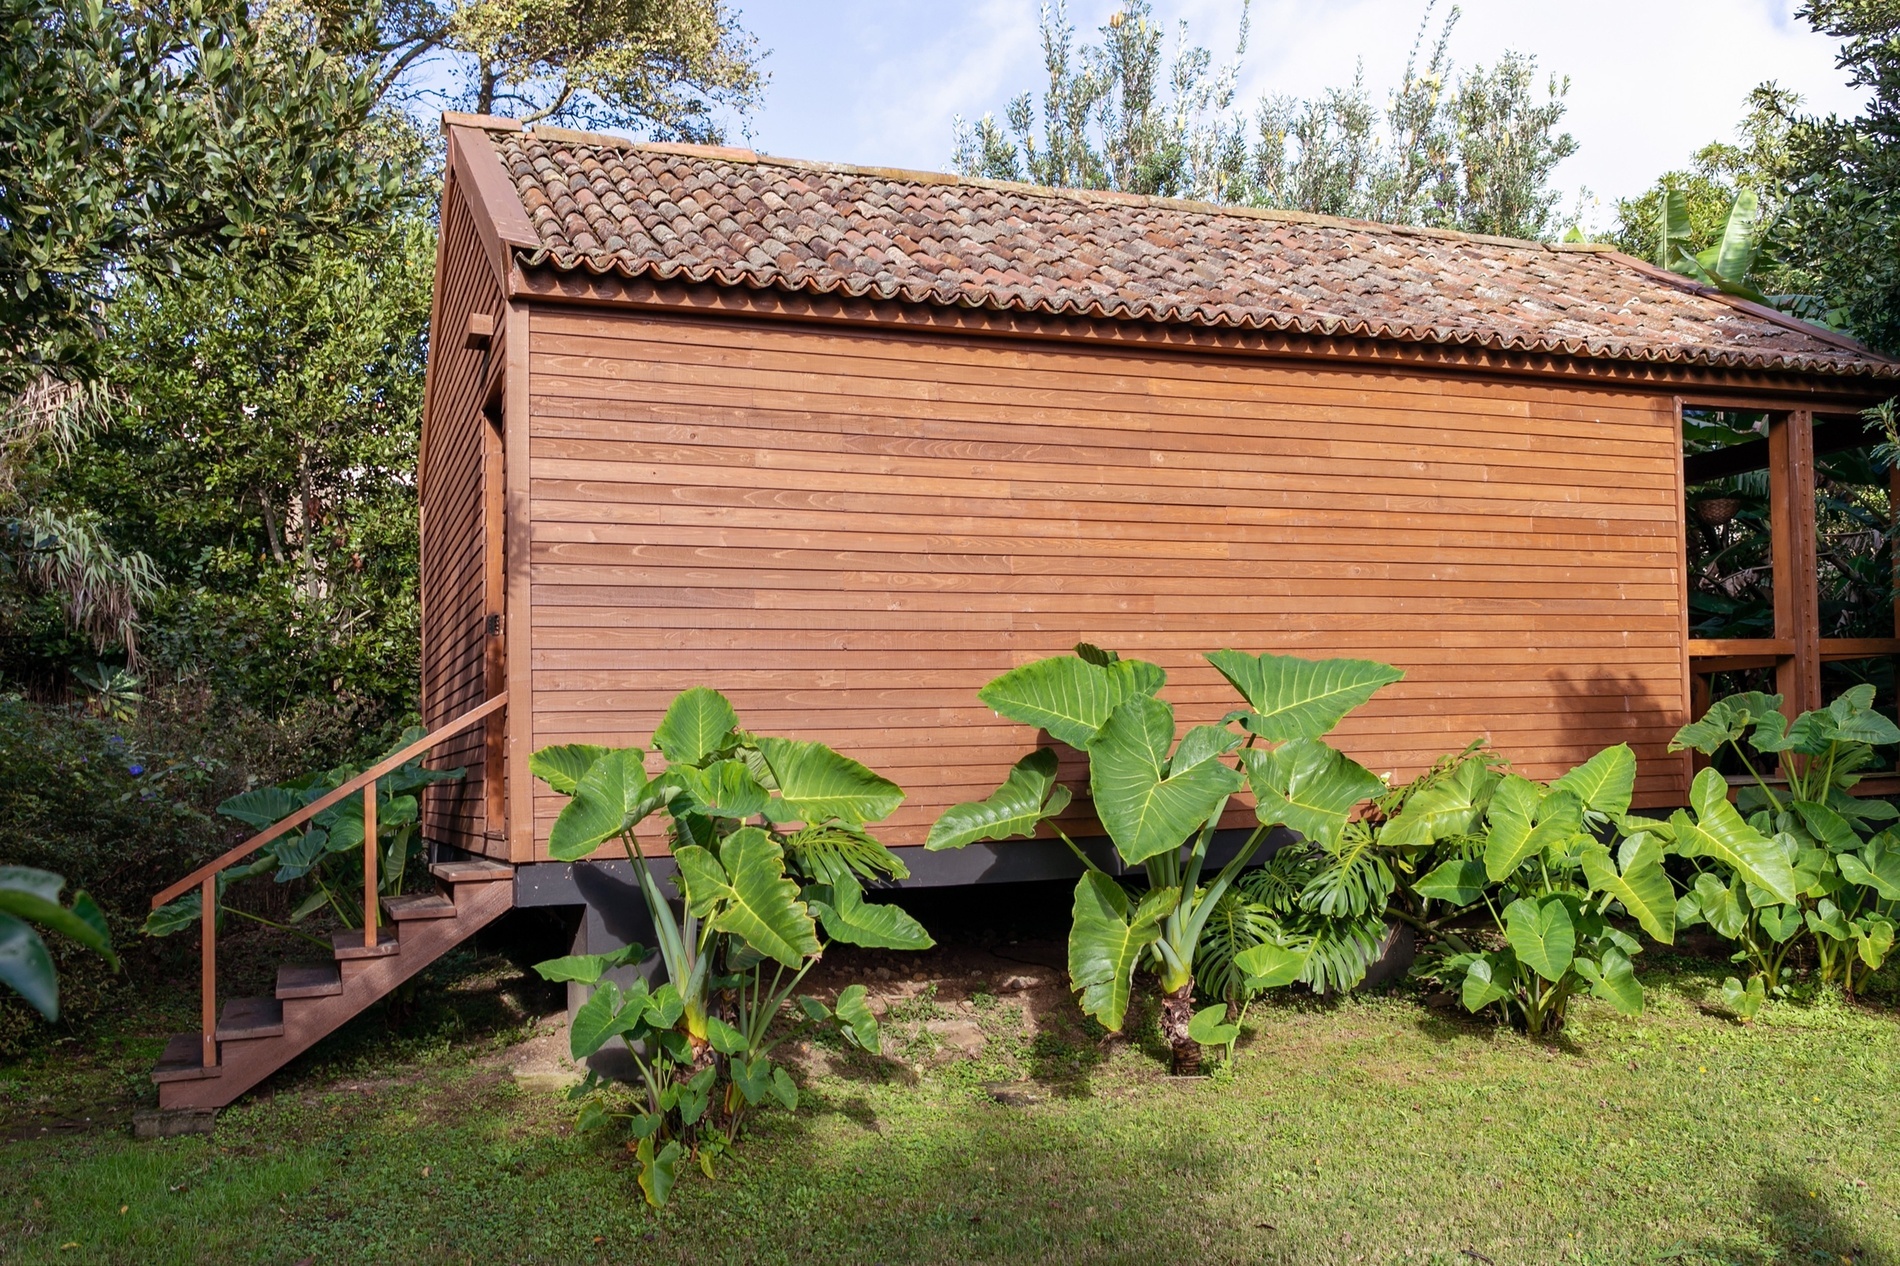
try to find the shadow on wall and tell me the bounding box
[1547,666,1677,794]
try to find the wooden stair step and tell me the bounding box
[216,997,284,1040]
[430,860,513,884]
[277,961,343,999]
[332,927,400,959]
[151,1033,221,1083]
[382,891,457,921]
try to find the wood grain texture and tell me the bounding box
[504,307,1693,859]
[417,177,505,856]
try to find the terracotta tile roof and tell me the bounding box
[483,126,1897,379]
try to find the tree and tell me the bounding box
[1773,0,1900,354]
[953,2,1580,239]
[28,216,436,714]
[295,0,764,137]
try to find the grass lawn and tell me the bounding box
[1,932,1897,1266]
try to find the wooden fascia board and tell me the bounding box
[509,265,1899,407]
[446,125,539,297]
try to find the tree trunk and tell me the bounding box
[1160,981,1200,1075]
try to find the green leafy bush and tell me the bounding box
[528,687,932,1204]
[1664,687,1900,1005]
[928,644,1401,1072]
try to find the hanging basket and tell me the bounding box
[1695,496,1742,526]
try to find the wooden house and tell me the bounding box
[420,113,1900,874]
[146,111,1900,1107]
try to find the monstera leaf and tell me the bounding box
[1240,738,1384,849]
[547,748,669,860]
[1668,769,1798,905]
[527,744,612,796]
[927,748,1073,851]
[1088,695,1244,865]
[1579,834,1676,944]
[781,823,911,884]
[652,688,740,764]
[805,872,934,951]
[1206,650,1402,741]
[756,737,904,826]
[976,653,1164,750]
[1483,778,1584,881]
[1552,744,1636,821]
[1068,872,1176,1031]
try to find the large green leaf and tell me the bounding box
[756,737,903,826]
[1575,947,1644,1016]
[1233,940,1307,990]
[1089,695,1244,865]
[652,688,740,764]
[1668,769,1798,905]
[1657,185,1692,270]
[806,873,935,951]
[781,823,911,884]
[1711,187,1762,284]
[569,980,648,1059]
[1067,873,1175,1032]
[1483,777,1583,881]
[976,654,1162,750]
[527,744,612,796]
[636,1137,683,1208]
[707,827,819,968]
[1205,651,1402,742]
[926,748,1073,851]
[834,983,880,1052]
[1240,738,1384,849]
[215,785,307,829]
[547,748,666,861]
[1461,951,1515,1012]
[1579,836,1676,944]
[1552,745,1636,820]
[670,759,768,820]
[0,914,56,1020]
[1411,859,1489,906]
[1503,896,1575,983]
[0,868,113,960]
[532,944,648,985]
[1187,1004,1240,1047]
[1378,759,1497,849]
[1839,839,1900,900]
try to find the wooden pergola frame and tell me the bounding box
[1683,404,1900,789]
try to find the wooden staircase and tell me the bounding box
[145,695,513,1114]
[150,861,515,1109]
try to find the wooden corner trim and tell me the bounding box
[446,126,541,293]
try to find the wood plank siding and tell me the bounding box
[519,306,1692,858]
[418,177,506,856]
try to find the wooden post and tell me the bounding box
[1770,411,1822,717]
[482,407,507,849]
[362,784,378,949]
[200,875,217,1070]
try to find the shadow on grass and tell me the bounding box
[1673,1172,1886,1266]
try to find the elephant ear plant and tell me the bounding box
[528,687,932,1205]
[1663,686,1899,1004]
[927,644,1401,1073]
[1407,744,1680,1036]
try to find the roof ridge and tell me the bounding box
[502,122,1598,254]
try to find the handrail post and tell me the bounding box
[200,875,217,1070]
[363,782,378,949]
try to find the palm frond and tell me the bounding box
[6,506,162,660]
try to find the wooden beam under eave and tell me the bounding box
[1770,410,1823,716]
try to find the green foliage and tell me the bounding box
[932,643,1399,1070]
[1666,686,1900,1002]
[0,865,116,1019]
[954,2,1580,239]
[144,726,461,937]
[531,688,930,1204]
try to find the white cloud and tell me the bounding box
[738,0,1868,209]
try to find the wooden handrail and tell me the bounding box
[152,694,507,910]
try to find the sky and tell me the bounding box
[723,0,1869,226]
